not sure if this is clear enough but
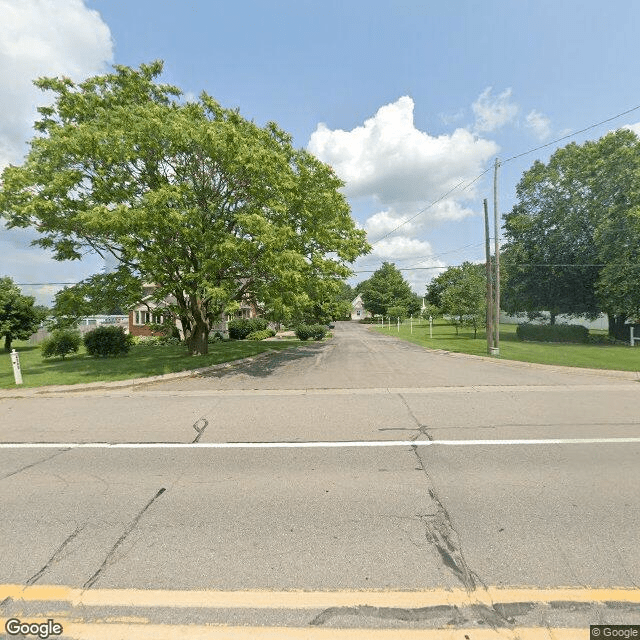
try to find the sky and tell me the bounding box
[2,0,640,304]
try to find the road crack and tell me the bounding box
[82,487,166,589]
[1,448,71,481]
[26,524,86,585]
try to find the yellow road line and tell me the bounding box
[0,620,590,640]
[1,584,639,609]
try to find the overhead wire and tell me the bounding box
[362,101,640,273]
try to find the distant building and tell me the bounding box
[128,285,258,338]
[351,294,371,321]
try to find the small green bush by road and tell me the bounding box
[84,325,131,357]
[516,323,589,343]
[373,319,640,372]
[246,329,276,340]
[295,324,327,341]
[227,318,269,340]
[40,330,82,360]
[1,339,303,389]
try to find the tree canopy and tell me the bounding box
[0,277,47,351]
[502,129,640,335]
[357,262,420,317]
[426,262,486,337]
[0,62,369,353]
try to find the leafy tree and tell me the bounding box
[0,62,369,354]
[0,277,48,351]
[502,129,640,336]
[357,262,419,317]
[430,262,486,337]
[49,267,143,330]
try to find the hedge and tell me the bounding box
[515,323,589,343]
[228,318,269,340]
[295,324,327,341]
[41,330,82,360]
[84,325,132,357]
[246,329,276,341]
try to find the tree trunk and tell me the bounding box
[188,323,209,355]
[607,314,628,340]
[4,335,12,352]
[549,311,557,325]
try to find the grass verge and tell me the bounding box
[372,320,640,372]
[0,340,302,389]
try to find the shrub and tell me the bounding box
[84,325,131,357]
[41,330,82,360]
[516,323,589,343]
[295,324,327,341]
[208,331,225,343]
[227,318,269,340]
[133,335,180,347]
[246,329,276,341]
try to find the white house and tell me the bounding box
[351,294,371,321]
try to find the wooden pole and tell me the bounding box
[493,158,501,354]
[484,199,494,354]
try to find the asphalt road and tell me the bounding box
[1,321,639,639]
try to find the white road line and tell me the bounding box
[1,438,640,449]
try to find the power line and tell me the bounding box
[365,101,640,249]
[502,104,640,163]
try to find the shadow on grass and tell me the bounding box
[199,341,325,379]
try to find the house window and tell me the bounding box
[357,310,361,316]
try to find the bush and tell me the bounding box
[208,331,225,343]
[41,330,82,360]
[84,325,131,357]
[132,335,181,347]
[295,324,327,341]
[227,318,269,340]
[516,323,589,343]
[246,329,276,341]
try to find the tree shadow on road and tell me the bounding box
[197,342,326,380]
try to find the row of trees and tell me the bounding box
[0,62,369,354]
[502,129,640,338]
[360,130,640,341]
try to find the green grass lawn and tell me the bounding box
[372,319,640,372]
[0,339,302,389]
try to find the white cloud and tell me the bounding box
[472,87,518,134]
[0,0,112,298]
[0,0,113,169]
[623,122,640,137]
[525,109,552,140]
[352,235,443,294]
[308,96,498,213]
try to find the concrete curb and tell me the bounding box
[0,347,300,398]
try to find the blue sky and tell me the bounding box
[2,0,640,302]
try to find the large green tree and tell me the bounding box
[0,62,369,354]
[357,262,420,317]
[502,129,640,336]
[0,277,47,351]
[426,262,486,337]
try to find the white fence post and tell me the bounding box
[11,349,23,385]
[631,327,639,347]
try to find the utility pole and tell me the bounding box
[493,158,501,355]
[483,199,494,354]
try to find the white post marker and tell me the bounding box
[429,315,433,339]
[10,349,23,385]
[397,316,400,332]
[410,315,413,334]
